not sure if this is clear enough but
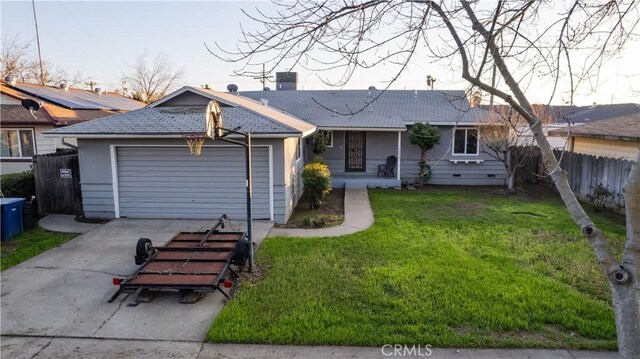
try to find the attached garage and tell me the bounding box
[44,86,317,224]
[114,146,273,220]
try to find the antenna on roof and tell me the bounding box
[253,64,272,90]
[426,75,436,90]
[21,99,43,120]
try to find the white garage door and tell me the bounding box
[115,146,271,220]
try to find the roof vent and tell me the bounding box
[227,84,238,93]
[260,98,269,106]
[203,84,211,90]
[60,82,69,90]
[94,87,103,95]
[590,102,597,109]
[5,75,17,85]
[368,86,376,91]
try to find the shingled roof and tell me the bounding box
[548,114,640,141]
[241,89,490,129]
[47,106,303,137]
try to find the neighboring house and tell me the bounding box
[44,86,316,224]
[481,103,640,149]
[548,114,640,160]
[1,80,144,174]
[243,81,502,187]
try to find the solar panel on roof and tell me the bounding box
[12,84,144,111]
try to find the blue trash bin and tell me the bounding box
[1,198,25,241]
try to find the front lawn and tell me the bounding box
[1,226,78,271]
[208,187,625,349]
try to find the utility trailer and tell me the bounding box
[108,215,249,303]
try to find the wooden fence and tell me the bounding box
[32,149,83,215]
[515,148,634,209]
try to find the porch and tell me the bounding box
[309,130,404,188]
[331,175,401,189]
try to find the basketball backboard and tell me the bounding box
[206,100,223,139]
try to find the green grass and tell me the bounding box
[1,226,78,271]
[207,187,625,349]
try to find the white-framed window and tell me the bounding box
[319,130,333,147]
[452,128,479,155]
[295,138,302,161]
[1,128,35,159]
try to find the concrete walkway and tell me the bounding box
[39,214,104,233]
[0,337,619,359]
[268,187,374,237]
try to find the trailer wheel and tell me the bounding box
[134,238,154,265]
[232,239,249,266]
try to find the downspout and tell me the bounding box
[61,137,78,150]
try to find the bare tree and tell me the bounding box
[212,1,640,356]
[1,35,85,86]
[125,52,184,104]
[1,36,37,82]
[480,103,554,192]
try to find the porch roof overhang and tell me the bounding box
[318,125,406,132]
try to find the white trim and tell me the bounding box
[318,126,406,132]
[109,145,120,218]
[451,127,480,156]
[295,138,303,164]
[110,144,273,220]
[397,131,402,181]
[1,128,36,159]
[449,159,484,164]
[268,145,274,221]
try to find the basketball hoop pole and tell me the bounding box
[215,128,254,273]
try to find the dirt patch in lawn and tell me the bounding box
[277,188,345,228]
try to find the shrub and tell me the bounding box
[587,183,614,210]
[301,162,332,209]
[308,155,328,166]
[0,171,36,199]
[312,130,332,156]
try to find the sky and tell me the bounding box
[1,0,639,106]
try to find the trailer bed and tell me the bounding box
[109,229,247,303]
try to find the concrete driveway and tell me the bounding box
[0,218,273,342]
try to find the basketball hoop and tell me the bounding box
[183,134,207,156]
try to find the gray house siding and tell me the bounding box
[400,126,507,185]
[77,137,294,224]
[315,127,506,186]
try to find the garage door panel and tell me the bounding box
[116,146,271,220]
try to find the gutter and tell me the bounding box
[41,133,306,139]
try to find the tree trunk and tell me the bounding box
[506,173,515,193]
[452,3,640,356]
[419,148,426,187]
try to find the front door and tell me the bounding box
[345,131,366,172]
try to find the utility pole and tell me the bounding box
[31,0,45,85]
[253,64,271,90]
[85,81,97,91]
